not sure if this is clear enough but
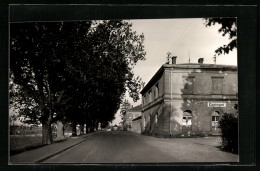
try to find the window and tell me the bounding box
[155,114,158,128]
[143,117,146,129]
[128,113,133,119]
[149,90,152,102]
[182,76,194,94]
[150,114,152,130]
[182,110,192,126]
[155,83,159,99]
[212,77,223,94]
[143,95,146,105]
[212,111,220,130]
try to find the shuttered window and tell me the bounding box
[212,77,223,94]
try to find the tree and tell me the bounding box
[204,18,237,62]
[120,99,132,131]
[10,20,146,144]
[10,22,89,144]
[218,104,238,153]
[120,99,131,118]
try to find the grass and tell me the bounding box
[10,135,44,155]
[10,134,69,156]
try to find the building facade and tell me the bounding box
[123,105,142,131]
[140,57,238,137]
[132,116,142,134]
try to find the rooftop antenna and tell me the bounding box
[166,52,171,64]
[213,54,216,64]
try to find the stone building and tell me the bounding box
[132,116,142,134]
[123,105,142,131]
[140,57,238,137]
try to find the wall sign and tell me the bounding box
[207,102,226,107]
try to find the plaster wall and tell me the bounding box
[164,69,237,95]
[141,66,238,137]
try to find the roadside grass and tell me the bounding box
[10,133,69,156]
[10,135,44,155]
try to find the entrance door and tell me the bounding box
[182,110,192,136]
[211,111,221,135]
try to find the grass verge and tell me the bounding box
[10,135,67,155]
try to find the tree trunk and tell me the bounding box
[56,121,65,141]
[85,123,89,134]
[80,124,84,135]
[42,112,53,145]
[72,122,77,136]
[90,126,94,133]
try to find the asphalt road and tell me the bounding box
[43,131,238,163]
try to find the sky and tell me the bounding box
[112,18,237,126]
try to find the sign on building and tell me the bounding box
[207,102,226,107]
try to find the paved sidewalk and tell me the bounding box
[10,132,97,164]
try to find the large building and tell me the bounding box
[140,57,238,137]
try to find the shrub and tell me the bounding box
[218,112,238,153]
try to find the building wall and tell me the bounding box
[132,119,142,134]
[142,66,238,137]
[123,111,141,131]
[142,74,164,107]
[163,99,237,136]
[164,68,237,95]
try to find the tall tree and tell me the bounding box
[10,22,86,144]
[204,18,237,62]
[10,20,146,144]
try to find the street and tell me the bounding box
[43,131,238,163]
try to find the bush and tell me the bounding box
[218,112,238,153]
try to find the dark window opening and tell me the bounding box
[182,110,192,126]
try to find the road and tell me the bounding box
[43,131,238,163]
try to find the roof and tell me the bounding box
[165,63,237,69]
[127,104,142,112]
[140,63,237,94]
[132,116,142,121]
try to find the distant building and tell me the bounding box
[132,116,142,134]
[123,105,142,131]
[140,57,238,137]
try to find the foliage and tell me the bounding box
[120,99,131,119]
[120,99,133,131]
[10,20,146,144]
[218,106,238,153]
[204,18,237,61]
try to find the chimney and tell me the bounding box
[171,56,177,64]
[198,58,204,64]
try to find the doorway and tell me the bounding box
[211,111,221,135]
[182,110,192,135]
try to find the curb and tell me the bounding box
[10,132,99,163]
[35,138,88,163]
[33,132,101,163]
[35,132,99,163]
